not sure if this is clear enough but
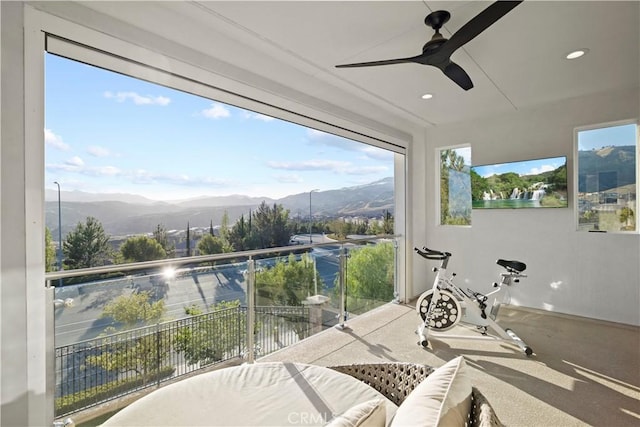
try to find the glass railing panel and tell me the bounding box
[342,239,396,316]
[309,244,343,328]
[251,248,325,357]
[52,258,250,417]
[49,237,397,417]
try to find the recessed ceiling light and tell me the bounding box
[421,93,433,100]
[566,49,589,60]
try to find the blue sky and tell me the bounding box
[471,123,636,178]
[472,156,567,178]
[578,123,637,151]
[45,54,393,201]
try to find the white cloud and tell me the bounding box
[267,159,388,176]
[104,91,171,106]
[66,156,84,167]
[45,129,70,151]
[361,146,394,161]
[307,129,328,139]
[202,103,231,119]
[274,173,303,183]
[95,166,121,176]
[267,159,351,171]
[131,169,228,187]
[87,145,111,157]
[306,129,394,162]
[46,159,123,177]
[244,111,275,122]
[343,165,389,175]
[528,165,555,175]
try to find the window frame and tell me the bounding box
[25,7,410,423]
[574,119,639,233]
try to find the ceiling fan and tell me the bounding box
[335,1,523,91]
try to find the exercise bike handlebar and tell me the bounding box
[414,247,451,261]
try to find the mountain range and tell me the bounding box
[578,145,636,192]
[45,177,394,237]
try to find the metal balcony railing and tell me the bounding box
[46,236,397,418]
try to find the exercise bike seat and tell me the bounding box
[497,259,526,273]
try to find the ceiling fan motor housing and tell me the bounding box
[424,10,451,30]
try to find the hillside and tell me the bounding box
[45,177,394,237]
[578,145,636,192]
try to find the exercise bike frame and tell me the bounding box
[415,246,533,356]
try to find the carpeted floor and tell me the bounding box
[259,302,640,427]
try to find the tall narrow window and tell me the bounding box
[440,146,471,225]
[577,122,638,232]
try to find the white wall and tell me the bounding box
[1,2,50,425]
[416,88,639,326]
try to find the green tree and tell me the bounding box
[63,216,111,269]
[197,234,232,255]
[256,253,323,306]
[382,210,394,234]
[186,221,191,257]
[87,291,169,385]
[45,227,57,272]
[337,242,394,313]
[228,214,252,251]
[120,235,166,263]
[620,207,635,230]
[153,223,174,257]
[328,219,354,239]
[220,210,231,242]
[471,169,490,201]
[250,202,291,249]
[174,300,246,366]
[101,291,166,330]
[354,219,368,235]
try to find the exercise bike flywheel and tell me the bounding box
[416,289,462,332]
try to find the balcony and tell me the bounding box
[49,237,639,427]
[49,237,399,424]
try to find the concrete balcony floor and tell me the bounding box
[260,302,640,427]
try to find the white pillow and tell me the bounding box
[389,357,472,427]
[326,398,387,427]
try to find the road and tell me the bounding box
[54,250,340,348]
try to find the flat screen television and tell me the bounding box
[471,156,568,209]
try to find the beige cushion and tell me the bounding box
[326,398,387,427]
[101,362,397,426]
[390,356,471,427]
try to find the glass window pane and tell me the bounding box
[577,123,637,232]
[440,147,471,225]
[45,53,398,265]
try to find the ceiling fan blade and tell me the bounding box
[440,1,523,57]
[443,62,473,91]
[335,56,420,68]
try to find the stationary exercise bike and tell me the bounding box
[414,246,533,356]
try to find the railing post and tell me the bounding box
[156,323,161,388]
[45,280,57,424]
[335,245,349,330]
[392,238,400,304]
[246,257,256,363]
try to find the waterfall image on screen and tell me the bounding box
[471,156,568,209]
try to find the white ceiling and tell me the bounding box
[50,1,640,136]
